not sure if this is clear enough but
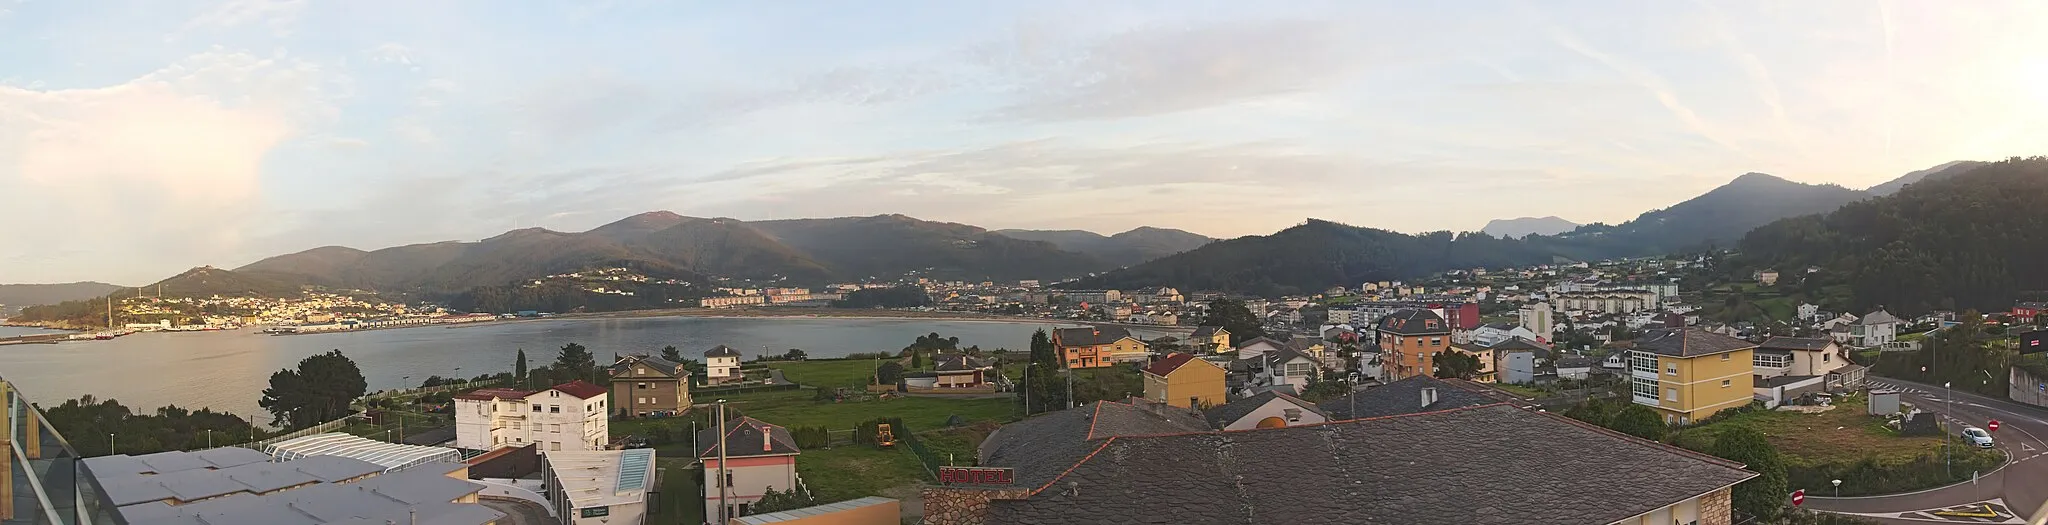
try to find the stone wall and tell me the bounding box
[1699,487,1733,525]
[920,488,1032,525]
[2011,367,2048,409]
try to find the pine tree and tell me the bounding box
[514,349,528,383]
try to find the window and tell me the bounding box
[1630,354,1658,374]
[637,367,647,374]
[1631,377,1659,400]
[1823,353,1831,362]
[550,441,561,451]
[1431,337,1443,347]
[511,421,522,430]
[551,424,561,433]
[551,405,561,413]
[637,383,648,389]
[1754,353,1791,368]
[1720,354,1730,361]
[1721,379,1732,387]
[1665,364,1677,376]
[1666,388,1678,401]
[532,404,541,412]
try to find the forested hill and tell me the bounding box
[1542,173,1870,259]
[1739,157,2048,315]
[1060,220,1558,297]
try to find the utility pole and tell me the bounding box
[1023,365,1031,416]
[716,399,730,523]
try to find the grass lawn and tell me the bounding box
[795,445,930,503]
[1754,297,1797,321]
[1671,395,1937,463]
[656,458,703,525]
[916,422,999,468]
[612,388,1012,439]
[768,359,884,389]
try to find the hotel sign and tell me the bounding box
[939,467,1014,485]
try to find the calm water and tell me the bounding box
[0,316,1160,423]
[0,326,67,338]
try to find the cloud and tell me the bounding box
[0,50,332,283]
[369,43,417,67]
[172,0,307,39]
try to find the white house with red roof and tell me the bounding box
[453,380,612,451]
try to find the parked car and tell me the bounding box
[1962,427,1995,449]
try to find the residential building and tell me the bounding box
[1189,326,1231,353]
[1131,287,1183,304]
[700,295,767,308]
[1488,337,1555,385]
[1141,353,1228,408]
[1203,390,1329,430]
[608,354,691,418]
[1556,290,1655,314]
[1059,289,1122,304]
[705,344,744,385]
[1471,323,1541,346]
[1755,269,1779,286]
[543,449,654,525]
[2016,301,2048,321]
[939,399,1754,525]
[1233,336,1289,362]
[1555,356,1598,380]
[932,354,996,389]
[1376,308,1453,381]
[1797,303,1821,321]
[452,381,611,451]
[1444,343,1499,383]
[1052,326,1149,368]
[1518,301,1554,336]
[1630,328,1758,425]
[1260,347,1320,394]
[1753,336,1848,379]
[1851,309,1900,347]
[698,417,804,521]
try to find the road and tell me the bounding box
[1804,377,2048,524]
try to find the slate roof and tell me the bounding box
[610,354,688,378]
[1141,353,1199,377]
[1317,375,1493,420]
[1376,308,1451,336]
[1085,400,1209,440]
[119,465,499,525]
[1759,337,1834,352]
[980,400,1208,489]
[695,417,801,459]
[1190,326,1226,339]
[1555,356,1598,369]
[705,344,742,358]
[934,354,991,372]
[1054,326,1136,347]
[1634,328,1756,358]
[1234,336,1287,353]
[983,404,1757,525]
[451,387,535,401]
[549,380,609,399]
[1858,309,1900,326]
[1203,390,1326,429]
[1489,337,1553,357]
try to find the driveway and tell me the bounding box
[1804,377,2048,524]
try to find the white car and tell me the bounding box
[1962,427,1995,449]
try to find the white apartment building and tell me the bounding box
[1517,302,1554,336]
[706,344,744,385]
[453,381,612,452]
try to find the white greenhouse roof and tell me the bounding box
[263,433,463,472]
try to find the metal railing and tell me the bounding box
[231,414,358,450]
[363,378,509,401]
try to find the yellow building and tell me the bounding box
[1629,328,1757,425]
[1141,353,1228,408]
[1190,326,1232,354]
[1444,343,1498,383]
[1054,326,1150,368]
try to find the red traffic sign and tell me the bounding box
[1791,489,1806,506]
[1989,420,2001,432]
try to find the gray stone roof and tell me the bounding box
[611,354,689,378]
[934,353,990,372]
[984,404,1756,525]
[1858,309,1900,326]
[1634,328,1756,358]
[1376,308,1451,336]
[1204,391,1325,429]
[705,344,742,358]
[1317,375,1493,420]
[980,400,1209,489]
[1055,326,1136,347]
[1758,337,1833,352]
[1190,326,1225,339]
[695,417,800,459]
[1554,356,1598,369]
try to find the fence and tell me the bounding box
[364,377,510,401]
[231,413,359,450]
[694,383,801,397]
[896,423,942,481]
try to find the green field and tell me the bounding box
[1668,395,2004,496]
[612,388,1012,440]
[794,445,930,503]
[768,359,886,389]
[657,459,703,524]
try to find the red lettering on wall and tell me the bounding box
[939,467,1014,485]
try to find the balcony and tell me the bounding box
[0,380,125,524]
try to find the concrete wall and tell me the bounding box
[454,398,496,450]
[704,457,799,520]
[612,371,688,417]
[2013,367,2048,409]
[467,444,541,479]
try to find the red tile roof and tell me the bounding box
[1142,353,1197,377]
[452,388,535,401]
[550,380,609,399]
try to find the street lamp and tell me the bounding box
[1945,381,1954,478]
[206,429,213,449]
[1832,479,1841,497]
[108,434,114,455]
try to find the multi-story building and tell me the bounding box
[1059,290,1122,304]
[2016,301,2048,321]
[700,295,766,308]
[1851,309,1900,347]
[1753,336,1848,378]
[1518,302,1554,337]
[1142,353,1228,408]
[698,417,803,521]
[453,381,612,451]
[1053,326,1149,368]
[1375,308,1453,381]
[608,354,692,418]
[706,344,744,385]
[1629,329,1757,425]
[1189,326,1232,354]
[1131,287,1184,304]
[1443,342,1499,383]
[543,449,656,525]
[1556,290,1655,315]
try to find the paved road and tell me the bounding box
[479,497,553,525]
[1805,377,2048,524]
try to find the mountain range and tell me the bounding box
[233,213,1209,295]
[1479,217,1578,239]
[0,282,125,315]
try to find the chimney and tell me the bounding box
[1190,396,1201,409]
[763,429,772,452]
[1420,387,1439,408]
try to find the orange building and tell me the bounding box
[1375,308,1453,381]
[1053,327,1149,368]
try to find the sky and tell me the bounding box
[6,0,2048,285]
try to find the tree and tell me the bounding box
[1297,373,1351,403]
[258,350,367,429]
[661,345,683,362]
[1711,426,1788,521]
[1607,404,1668,441]
[1201,299,1266,345]
[553,343,598,384]
[514,349,528,383]
[911,349,925,369]
[1029,329,1057,366]
[1432,351,1482,380]
[782,348,807,360]
[876,362,905,384]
